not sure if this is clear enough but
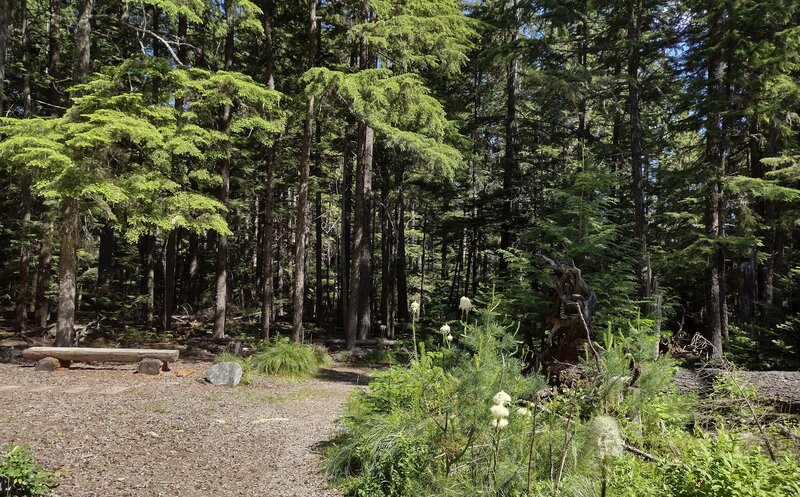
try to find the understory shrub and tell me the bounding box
[0,445,59,497]
[326,299,800,497]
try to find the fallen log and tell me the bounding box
[22,346,179,364]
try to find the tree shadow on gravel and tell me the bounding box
[316,367,373,386]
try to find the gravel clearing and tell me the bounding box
[0,360,370,497]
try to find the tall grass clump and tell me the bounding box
[325,297,800,497]
[249,337,325,377]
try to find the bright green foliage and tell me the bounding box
[249,338,325,377]
[0,445,60,497]
[664,431,800,497]
[353,0,480,75]
[306,68,461,175]
[326,299,800,496]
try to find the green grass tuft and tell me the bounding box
[249,337,325,377]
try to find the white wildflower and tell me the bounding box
[459,296,473,312]
[517,407,531,417]
[587,415,624,460]
[493,418,508,429]
[410,301,421,322]
[490,404,510,419]
[440,323,451,334]
[493,390,512,406]
[380,324,387,332]
[446,334,453,342]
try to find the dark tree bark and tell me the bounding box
[15,173,32,331]
[46,0,62,114]
[213,3,235,339]
[0,0,6,116]
[341,121,353,328]
[395,164,409,321]
[97,222,114,293]
[499,27,518,274]
[34,221,53,329]
[627,0,651,311]
[292,0,318,342]
[160,14,187,333]
[314,127,324,330]
[703,6,726,359]
[259,0,277,340]
[15,0,33,331]
[346,120,374,348]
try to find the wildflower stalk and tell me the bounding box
[491,425,501,492]
[526,402,539,497]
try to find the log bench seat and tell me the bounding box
[22,347,179,375]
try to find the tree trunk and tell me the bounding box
[341,121,354,329]
[627,0,651,312]
[314,129,324,330]
[213,5,235,339]
[346,121,374,348]
[292,0,318,343]
[34,221,53,328]
[55,198,79,347]
[21,0,32,116]
[142,234,156,328]
[0,0,6,116]
[55,0,92,345]
[499,8,519,274]
[160,14,187,333]
[47,0,61,114]
[703,6,726,358]
[395,164,409,321]
[259,0,276,339]
[15,172,32,331]
[72,0,93,85]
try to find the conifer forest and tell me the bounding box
[1,1,800,496]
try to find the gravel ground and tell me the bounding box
[0,360,370,497]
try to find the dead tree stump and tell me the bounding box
[537,256,600,385]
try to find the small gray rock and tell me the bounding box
[35,357,61,372]
[206,362,242,386]
[138,358,163,375]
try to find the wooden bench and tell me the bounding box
[22,347,179,375]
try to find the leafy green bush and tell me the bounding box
[0,445,59,497]
[665,431,800,497]
[249,338,325,377]
[326,299,800,497]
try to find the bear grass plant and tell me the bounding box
[214,337,327,381]
[325,298,800,497]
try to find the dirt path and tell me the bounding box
[0,361,370,497]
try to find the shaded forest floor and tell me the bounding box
[0,359,371,497]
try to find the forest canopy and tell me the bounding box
[0,0,798,369]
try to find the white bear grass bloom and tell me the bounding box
[493,390,512,406]
[459,296,472,312]
[490,404,510,419]
[490,418,509,429]
[440,323,451,334]
[410,300,421,322]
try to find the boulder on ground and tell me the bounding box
[35,357,61,372]
[138,358,164,375]
[206,362,243,386]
